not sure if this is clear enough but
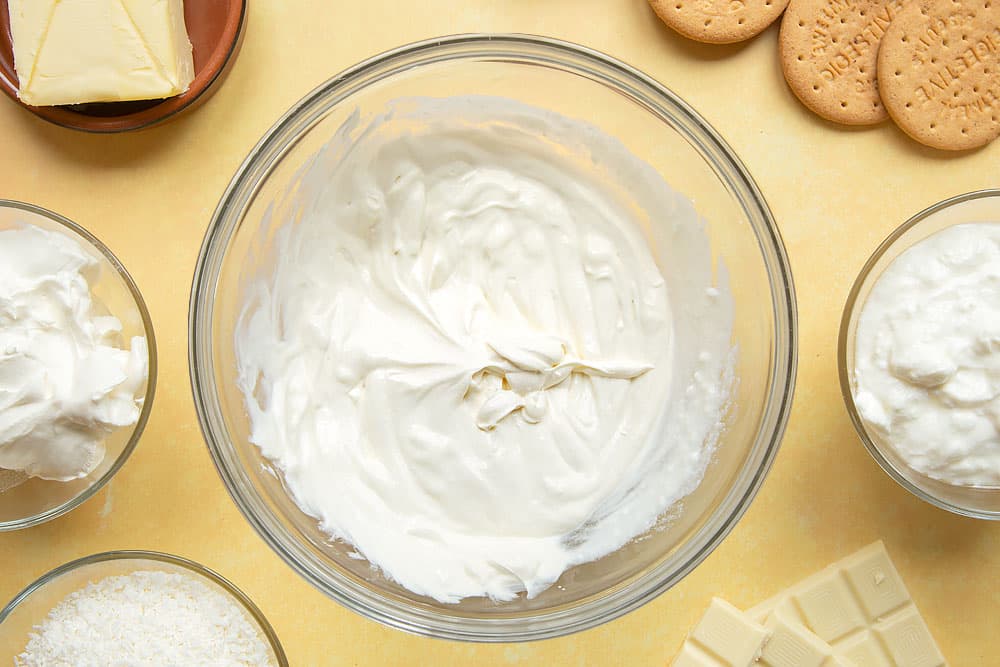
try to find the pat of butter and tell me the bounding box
[7,0,194,106]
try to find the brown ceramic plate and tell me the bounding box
[0,0,246,132]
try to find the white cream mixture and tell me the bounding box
[236,97,734,602]
[0,224,147,482]
[854,222,1000,487]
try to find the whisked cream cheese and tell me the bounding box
[236,97,734,602]
[0,224,147,482]
[854,222,1000,487]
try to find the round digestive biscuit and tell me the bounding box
[779,0,909,125]
[648,0,790,44]
[878,0,1000,150]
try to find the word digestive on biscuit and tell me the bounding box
[818,0,906,82]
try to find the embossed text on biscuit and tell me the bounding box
[912,25,1000,118]
[816,0,906,84]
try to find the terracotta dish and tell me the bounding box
[0,0,246,132]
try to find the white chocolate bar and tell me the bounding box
[747,542,946,667]
[672,599,853,667]
[671,598,769,666]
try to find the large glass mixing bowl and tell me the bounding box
[189,34,797,641]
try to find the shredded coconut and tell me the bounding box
[16,570,277,667]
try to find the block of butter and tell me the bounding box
[7,0,194,106]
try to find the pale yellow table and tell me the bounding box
[2,1,998,664]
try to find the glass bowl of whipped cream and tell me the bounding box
[190,34,797,640]
[840,189,1000,520]
[0,200,155,530]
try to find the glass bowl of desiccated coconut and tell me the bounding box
[0,550,287,666]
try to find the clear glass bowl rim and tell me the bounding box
[0,199,158,531]
[0,549,288,664]
[838,188,1000,520]
[189,33,798,641]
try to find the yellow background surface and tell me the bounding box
[2,1,999,664]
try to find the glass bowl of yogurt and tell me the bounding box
[0,200,155,530]
[840,189,1000,520]
[190,34,797,640]
[0,550,287,664]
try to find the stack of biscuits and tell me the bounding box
[648,0,1000,150]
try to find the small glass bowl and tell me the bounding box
[0,200,156,530]
[0,550,288,665]
[839,189,1000,519]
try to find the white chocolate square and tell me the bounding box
[876,606,946,667]
[759,615,832,667]
[843,547,910,621]
[673,643,723,667]
[671,598,769,666]
[838,631,894,667]
[794,574,867,642]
